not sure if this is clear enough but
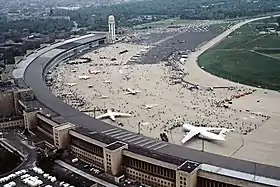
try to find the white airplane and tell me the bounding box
[143,104,158,109]
[66,83,77,87]
[125,88,141,95]
[103,80,112,84]
[99,95,108,99]
[95,109,131,121]
[88,69,101,74]
[79,75,91,80]
[182,123,234,143]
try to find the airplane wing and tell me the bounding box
[95,113,110,119]
[127,88,133,92]
[198,127,225,131]
[112,112,132,117]
[219,129,234,139]
[109,114,116,121]
[181,130,199,144]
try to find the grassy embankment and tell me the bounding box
[198,17,280,91]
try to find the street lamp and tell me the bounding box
[93,107,100,118]
[137,122,141,135]
[201,138,205,152]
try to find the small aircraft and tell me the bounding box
[79,75,91,80]
[125,88,141,95]
[99,95,108,99]
[181,123,234,143]
[88,69,101,74]
[66,83,77,87]
[143,104,158,109]
[103,80,112,84]
[95,109,131,121]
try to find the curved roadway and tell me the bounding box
[21,17,280,182]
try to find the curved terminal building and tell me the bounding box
[0,34,278,187]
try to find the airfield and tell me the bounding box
[48,20,280,167]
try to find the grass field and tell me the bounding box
[198,18,280,91]
[140,19,196,28]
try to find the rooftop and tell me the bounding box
[106,141,127,151]
[127,144,187,166]
[14,78,29,89]
[74,127,116,145]
[50,116,69,124]
[178,160,200,173]
[55,42,81,50]
[54,122,75,131]
[23,99,59,117]
[0,116,23,123]
[28,134,44,144]
[0,80,16,92]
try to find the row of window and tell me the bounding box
[123,156,176,181]
[0,120,23,129]
[70,145,103,167]
[38,121,53,134]
[197,177,241,187]
[0,125,18,130]
[126,168,174,187]
[71,136,103,157]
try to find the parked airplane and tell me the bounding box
[99,95,108,99]
[125,88,141,95]
[79,75,91,80]
[95,109,131,121]
[182,123,234,143]
[103,80,112,84]
[66,83,77,87]
[88,69,101,74]
[143,104,158,109]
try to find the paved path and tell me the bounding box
[55,160,118,187]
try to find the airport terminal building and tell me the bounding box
[0,34,279,187]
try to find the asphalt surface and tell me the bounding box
[141,31,217,64]
[22,18,280,181]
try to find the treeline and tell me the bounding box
[0,18,73,34]
[54,0,280,30]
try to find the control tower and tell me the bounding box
[107,15,116,43]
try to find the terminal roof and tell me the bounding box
[178,160,200,173]
[128,144,186,166]
[0,80,16,92]
[106,141,126,151]
[75,127,116,145]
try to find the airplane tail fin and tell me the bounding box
[219,129,234,140]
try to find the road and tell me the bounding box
[0,131,37,177]
[55,160,118,187]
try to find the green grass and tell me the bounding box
[208,22,236,33]
[198,18,280,91]
[198,50,280,90]
[140,19,196,28]
[269,53,280,58]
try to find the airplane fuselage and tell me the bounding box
[183,124,226,141]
